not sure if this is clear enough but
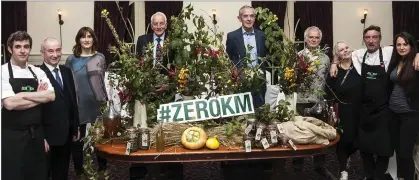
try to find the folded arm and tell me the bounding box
[2,93,40,110]
[22,90,55,103]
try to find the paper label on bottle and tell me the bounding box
[277,124,284,134]
[288,139,297,151]
[125,142,132,155]
[142,134,148,146]
[255,128,262,140]
[245,125,253,135]
[245,140,252,152]
[261,138,270,149]
[270,131,277,143]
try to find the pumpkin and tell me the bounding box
[181,127,207,150]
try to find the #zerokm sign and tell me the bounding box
[157,92,255,123]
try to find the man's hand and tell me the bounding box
[414,53,419,70]
[155,84,169,93]
[73,128,81,142]
[37,82,48,91]
[329,56,339,77]
[44,139,50,152]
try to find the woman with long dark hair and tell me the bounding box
[65,27,108,177]
[388,32,419,180]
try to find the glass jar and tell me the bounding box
[265,124,278,147]
[126,126,138,141]
[254,122,266,148]
[137,128,150,150]
[127,139,138,152]
[277,132,290,148]
[245,118,257,135]
[242,133,255,147]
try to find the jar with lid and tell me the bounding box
[254,122,266,148]
[277,132,290,148]
[242,133,255,149]
[137,128,150,150]
[245,118,257,135]
[127,139,138,152]
[265,124,278,147]
[126,126,138,141]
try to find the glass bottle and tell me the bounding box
[245,118,257,135]
[103,100,121,138]
[156,124,165,152]
[254,122,266,148]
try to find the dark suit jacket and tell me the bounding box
[40,64,79,146]
[226,27,268,108]
[226,27,267,72]
[136,33,173,75]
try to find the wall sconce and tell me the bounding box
[360,9,368,24]
[57,9,64,25]
[212,9,217,25]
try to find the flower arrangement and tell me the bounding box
[255,7,325,96]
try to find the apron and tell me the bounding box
[358,48,394,156]
[1,63,47,180]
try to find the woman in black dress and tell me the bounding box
[326,41,362,180]
[388,32,419,180]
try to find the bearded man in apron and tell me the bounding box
[1,31,55,180]
[330,25,419,180]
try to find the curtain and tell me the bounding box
[1,1,27,64]
[94,1,130,66]
[294,1,333,58]
[144,1,183,34]
[251,1,287,30]
[392,1,419,43]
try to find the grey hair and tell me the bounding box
[333,40,351,57]
[151,12,167,24]
[304,26,323,41]
[40,37,61,52]
[238,5,254,16]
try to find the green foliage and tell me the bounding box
[255,101,295,125]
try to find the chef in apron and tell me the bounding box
[347,26,395,180]
[1,31,55,180]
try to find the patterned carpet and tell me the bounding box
[67,148,366,180]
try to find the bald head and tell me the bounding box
[41,37,62,67]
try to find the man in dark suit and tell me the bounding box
[226,5,267,109]
[136,11,172,75]
[132,12,182,180]
[223,5,273,180]
[39,38,79,180]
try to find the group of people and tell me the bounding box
[327,26,419,180]
[2,4,419,180]
[2,27,107,180]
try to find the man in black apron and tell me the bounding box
[1,31,55,180]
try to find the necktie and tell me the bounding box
[155,37,162,67]
[53,68,63,89]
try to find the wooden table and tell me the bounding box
[96,135,339,163]
[96,135,340,180]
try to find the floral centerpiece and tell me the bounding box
[255,7,325,96]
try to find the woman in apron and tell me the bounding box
[2,63,47,180]
[387,32,419,180]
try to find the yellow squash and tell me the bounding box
[181,127,207,150]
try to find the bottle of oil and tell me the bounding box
[156,123,165,152]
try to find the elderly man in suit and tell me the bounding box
[132,12,182,180]
[39,38,79,180]
[136,11,172,75]
[226,5,267,109]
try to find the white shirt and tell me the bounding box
[44,62,64,88]
[1,62,54,100]
[352,46,394,75]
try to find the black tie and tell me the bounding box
[53,68,63,89]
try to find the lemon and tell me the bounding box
[206,137,220,150]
